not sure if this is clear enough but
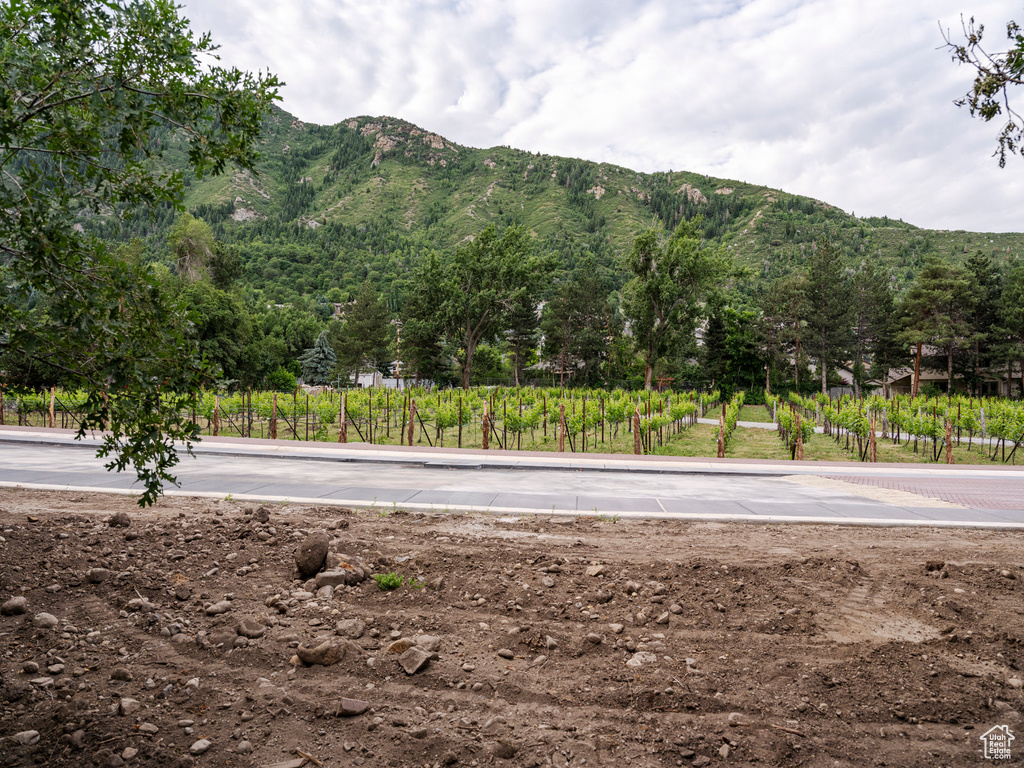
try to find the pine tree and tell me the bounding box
[803,239,853,394]
[298,330,338,386]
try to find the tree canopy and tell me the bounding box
[944,13,1024,165]
[0,0,280,504]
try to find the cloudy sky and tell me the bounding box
[182,0,1023,233]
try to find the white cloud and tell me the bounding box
[181,0,1024,232]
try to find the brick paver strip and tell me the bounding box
[827,475,1024,511]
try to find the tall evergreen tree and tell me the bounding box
[541,268,613,387]
[997,259,1024,396]
[899,256,976,395]
[298,330,338,386]
[803,239,853,394]
[337,281,392,384]
[965,250,1004,393]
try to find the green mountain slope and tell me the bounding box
[110,108,1024,305]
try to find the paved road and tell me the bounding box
[1,427,1022,528]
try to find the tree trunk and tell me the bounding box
[912,342,922,398]
[947,348,954,396]
[643,360,654,390]
[820,357,827,395]
[461,341,476,390]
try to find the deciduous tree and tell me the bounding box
[621,217,730,389]
[0,0,279,504]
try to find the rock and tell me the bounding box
[533,655,548,666]
[1008,677,1023,689]
[87,567,111,583]
[585,564,607,577]
[497,648,515,659]
[12,730,40,746]
[70,730,86,749]
[728,712,747,725]
[542,576,555,588]
[623,580,641,594]
[693,756,711,767]
[669,603,683,614]
[119,698,142,715]
[205,628,238,648]
[585,633,603,644]
[107,512,131,528]
[237,617,266,639]
[205,600,232,616]
[625,651,657,668]
[236,741,252,754]
[415,634,442,652]
[336,697,370,717]
[655,612,670,624]
[139,723,159,734]
[33,612,59,629]
[545,635,559,650]
[316,570,355,588]
[1001,569,1015,580]
[410,727,429,739]
[336,618,366,639]
[719,744,731,758]
[1,596,28,615]
[22,661,39,674]
[295,532,329,577]
[252,506,270,524]
[492,741,517,760]
[399,646,432,674]
[609,623,625,634]
[386,638,415,654]
[189,739,212,755]
[30,676,54,688]
[121,747,138,760]
[297,640,350,666]
[110,667,133,682]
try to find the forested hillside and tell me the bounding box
[92,107,1024,308]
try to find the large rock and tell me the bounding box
[295,533,329,577]
[297,639,358,666]
[1,596,28,615]
[335,618,366,639]
[398,646,432,675]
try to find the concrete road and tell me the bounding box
[1,426,1022,528]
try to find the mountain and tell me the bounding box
[107,107,1024,305]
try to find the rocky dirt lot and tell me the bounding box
[1,488,1023,768]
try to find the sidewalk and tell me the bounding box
[2,424,1021,480]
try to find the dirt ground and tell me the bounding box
[1,488,1023,768]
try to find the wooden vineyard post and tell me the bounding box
[482,403,490,450]
[795,412,804,461]
[542,394,547,437]
[271,393,278,440]
[49,386,55,429]
[633,408,642,455]
[0,387,4,426]
[945,419,955,464]
[558,403,566,453]
[869,415,877,463]
[581,398,586,453]
[367,391,373,445]
[305,394,310,441]
[213,395,220,437]
[408,399,416,446]
[339,393,348,443]
[458,396,463,449]
[717,403,726,459]
[386,389,390,441]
